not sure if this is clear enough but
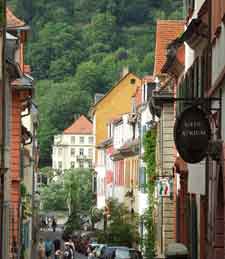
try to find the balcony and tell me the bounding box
[76,154,92,161]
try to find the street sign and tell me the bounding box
[157,177,173,197]
[174,106,211,163]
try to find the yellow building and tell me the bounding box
[92,72,141,209]
[92,72,141,148]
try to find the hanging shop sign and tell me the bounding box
[174,106,211,163]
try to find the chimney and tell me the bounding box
[74,113,80,121]
[94,93,104,104]
[121,66,129,78]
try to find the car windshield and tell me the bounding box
[116,248,130,259]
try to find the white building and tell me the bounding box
[52,115,94,171]
[138,76,156,216]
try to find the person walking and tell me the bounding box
[63,242,73,259]
[52,218,57,232]
[37,238,45,259]
[54,239,61,259]
[45,237,53,259]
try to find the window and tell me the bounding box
[92,175,97,193]
[88,136,93,144]
[139,167,146,193]
[130,78,136,84]
[88,161,92,168]
[79,161,84,168]
[71,162,75,169]
[88,148,93,158]
[98,150,105,165]
[79,148,84,156]
[58,148,62,156]
[53,161,57,169]
[79,136,84,144]
[58,161,62,170]
[185,0,195,18]
[71,136,75,144]
[70,148,75,157]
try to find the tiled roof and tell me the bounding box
[6,7,26,28]
[64,115,93,134]
[154,20,185,76]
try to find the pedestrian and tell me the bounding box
[68,236,75,252]
[54,239,61,259]
[63,242,73,259]
[52,218,57,232]
[45,237,53,259]
[87,245,95,259]
[37,238,45,259]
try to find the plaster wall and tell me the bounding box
[96,166,106,209]
[94,73,141,148]
[113,186,126,204]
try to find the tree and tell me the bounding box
[62,168,94,234]
[87,12,118,49]
[28,22,85,80]
[97,199,140,247]
[39,180,67,212]
[36,78,92,166]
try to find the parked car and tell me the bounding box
[129,249,143,259]
[102,246,131,259]
[95,244,107,258]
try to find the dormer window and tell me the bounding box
[130,78,136,85]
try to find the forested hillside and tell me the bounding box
[7,0,183,166]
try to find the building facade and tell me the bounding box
[52,115,94,171]
[152,20,185,257]
[92,72,141,209]
[0,7,38,259]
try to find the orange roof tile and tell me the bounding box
[6,7,26,28]
[64,115,93,134]
[154,20,185,76]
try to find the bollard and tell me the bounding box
[165,243,188,259]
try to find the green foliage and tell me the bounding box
[39,168,94,219]
[36,78,91,166]
[39,180,67,212]
[63,168,94,233]
[97,199,140,247]
[143,128,157,258]
[9,0,183,166]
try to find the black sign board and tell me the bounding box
[174,106,211,163]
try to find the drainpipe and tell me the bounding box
[205,0,212,257]
[0,1,6,257]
